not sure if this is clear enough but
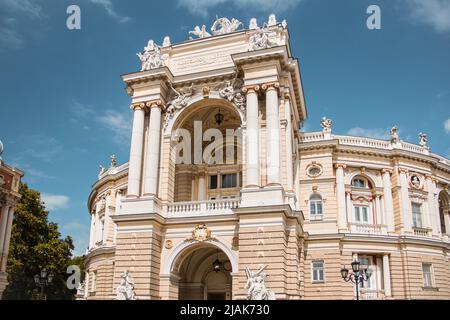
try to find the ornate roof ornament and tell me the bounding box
[211,17,243,35]
[110,154,117,167]
[162,36,171,47]
[116,270,138,300]
[189,25,211,39]
[249,18,258,29]
[136,40,167,71]
[390,126,400,144]
[245,265,276,300]
[419,132,429,148]
[267,14,277,26]
[249,24,276,51]
[320,117,332,131]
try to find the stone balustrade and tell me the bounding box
[348,223,386,235]
[166,198,240,218]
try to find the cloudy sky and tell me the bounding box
[0,0,449,255]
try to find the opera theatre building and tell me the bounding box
[83,15,450,300]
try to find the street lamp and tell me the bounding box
[340,260,372,300]
[34,268,53,300]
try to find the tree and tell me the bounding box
[2,183,75,300]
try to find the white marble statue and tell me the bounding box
[419,132,428,148]
[320,117,332,130]
[189,25,211,39]
[0,139,3,161]
[245,265,276,300]
[267,14,277,26]
[249,25,274,51]
[390,126,400,144]
[136,40,166,71]
[110,154,117,167]
[211,17,242,35]
[163,36,171,47]
[249,18,258,30]
[281,19,288,29]
[116,270,138,300]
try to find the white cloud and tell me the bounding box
[405,0,450,33]
[0,0,45,20]
[444,117,450,133]
[178,0,303,17]
[41,193,70,211]
[347,127,391,140]
[96,110,131,146]
[89,0,131,23]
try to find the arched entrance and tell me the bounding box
[171,242,234,300]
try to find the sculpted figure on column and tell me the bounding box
[245,265,276,300]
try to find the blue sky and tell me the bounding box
[0,0,449,256]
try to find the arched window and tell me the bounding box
[351,177,370,188]
[310,194,323,220]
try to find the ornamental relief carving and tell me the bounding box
[185,224,216,242]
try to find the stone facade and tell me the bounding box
[83,15,450,300]
[0,142,23,298]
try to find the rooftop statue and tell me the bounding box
[419,132,428,148]
[189,25,211,39]
[320,117,332,130]
[136,40,166,71]
[390,126,400,144]
[211,17,243,35]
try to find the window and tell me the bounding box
[354,206,370,223]
[91,271,97,292]
[309,194,323,220]
[209,175,218,189]
[352,178,367,188]
[221,173,237,189]
[312,261,324,282]
[412,203,423,228]
[422,263,433,288]
[439,210,446,234]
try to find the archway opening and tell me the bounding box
[175,244,232,300]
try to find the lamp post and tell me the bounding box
[34,268,53,300]
[340,260,372,300]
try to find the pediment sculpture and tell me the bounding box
[137,40,167,71]
[116,270,138,300]
[245,265,276,300]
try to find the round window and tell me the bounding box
[307,164,322,177]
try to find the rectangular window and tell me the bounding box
[412,203,422,228]
[209,175,218,189]
[422,263,433,288]
[354,206,369,223]
[221,173,237,189]
[312,261,324,282]
[310,201,323,219]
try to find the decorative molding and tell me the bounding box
[335,163,347,169]
[164,239,173,249]
[185,224,216,242]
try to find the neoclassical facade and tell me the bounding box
[0,141,23,298]
[83,15,450,300]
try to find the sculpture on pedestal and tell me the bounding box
[116,270,138,300]
[419,132,428,148]
[245,265,276,300]
[390,126,400,144]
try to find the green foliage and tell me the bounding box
[2,183,75,300]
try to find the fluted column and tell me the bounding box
[127,103,146,197]
[382,169,395,233]
[398,168,412,233]
[1,207,14,271]
[284,93,294,190]
[335,164,347,231]
[243,85,260,187]
[144,100,163,196]
[263,82,281,185]
[382,254,392,297]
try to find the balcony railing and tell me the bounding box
[348,223,386,235]
[166,199,240,218]
[360,289,385,300]
[413,227,431,237]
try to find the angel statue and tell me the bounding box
[418,132,428,148]
[245,265,276,300]
[211,17,243,35]
[189,25,211,39]
[116,270,138,300]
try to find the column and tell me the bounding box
[398,168,412,233]
[375,196,382,225]
[102,193,111,243]
[127,103,146,197]
[0,206,9,258]
[336,164,347,231]
[284,94,293,190]
[243,85,260,187]
[382,254,392,297]
[1,207,14,271]
[198,173,206,201]
[263,82,281,185]
[382,169,395,233]
[89,211,95,249]
[144,100,162,196]
[346,192,353,224]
